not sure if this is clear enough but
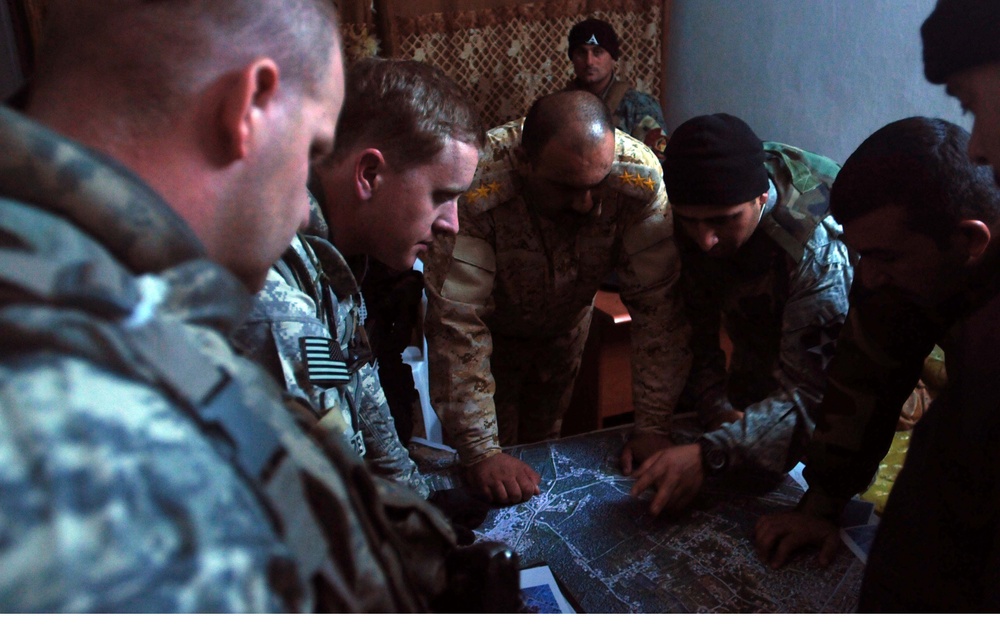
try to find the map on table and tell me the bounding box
[452,427,865,614]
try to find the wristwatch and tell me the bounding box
[697,437,728,476]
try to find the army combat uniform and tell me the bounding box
[567,75,668,162]
[683,142,852,474]
[0,106,454,611]
[233,188,429,498]
[423,119,691,467]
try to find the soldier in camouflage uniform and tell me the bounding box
[233,59,483,500]
[0,1,461,612]
[754,116,1000,606]
[423,90,691,505]
[630,114,853,516]
[565,18,669,163]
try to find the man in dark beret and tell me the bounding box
[626,113,853,516]
[565,17,669,162]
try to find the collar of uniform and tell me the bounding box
[758,177,777,225]
[158,258,255,335]
[0,105,206,275]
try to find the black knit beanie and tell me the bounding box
[568,18,621,61]
[923,0,1000,84]
[661,114,768,206]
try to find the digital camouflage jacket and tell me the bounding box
[0,106,452,611]
[233,192,429,498]
[682,142,852,474]
[423,119,691,465]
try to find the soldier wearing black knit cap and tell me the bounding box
[627,113,853,518]
[565,17,669,162]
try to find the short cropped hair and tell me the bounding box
[831,116,1000,248]
[329,58,484,170]
[34,0,340,123]
[520,90,614,163]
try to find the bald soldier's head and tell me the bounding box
[25,0,345,291]
[520,90,616,222]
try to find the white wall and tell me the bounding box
[664,0,966,163]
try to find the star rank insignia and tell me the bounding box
[465,181,501,203]
[619,170,656,191]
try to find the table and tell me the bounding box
[414,426,865,613]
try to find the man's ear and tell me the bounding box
[217,58,281,163]
[354,148,386,201]
[957,219,992,264]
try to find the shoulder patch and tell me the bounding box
[460,168,518,216]
[459,119,523,217]
[607,161,661,202]
[615,128,661,168]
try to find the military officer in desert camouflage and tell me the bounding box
[234,58,483,499]
[629,113,853,516]
[423,90,691,505]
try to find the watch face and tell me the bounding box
[706,447,726,471]
[699,439,727,474]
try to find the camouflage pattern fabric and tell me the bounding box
[423,119,691,466]
[682,142,853,475]
[0,106,451,611]
[233,193,430,498]
[567,76,668,162]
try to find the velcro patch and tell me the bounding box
[300,336,350,387]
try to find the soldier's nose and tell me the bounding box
[696,224,718,253]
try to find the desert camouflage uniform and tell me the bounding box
[800,269,1000,520]
[233,191,429,498]
[0,106,453,611]
[568,75,668,162]
[423,119,690,466]
[683,142,852,474]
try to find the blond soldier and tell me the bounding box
[423,91,690,505]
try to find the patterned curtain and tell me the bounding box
[339,0,670,129]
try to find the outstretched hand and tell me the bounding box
[629,443,704,516]
[754,510,841,569]
[466,452,541,505]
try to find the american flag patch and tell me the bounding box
[300,336,350,386]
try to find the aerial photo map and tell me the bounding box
[462,427,867,613]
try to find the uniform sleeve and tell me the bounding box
[0,356,291,612]
[423,212,501,466]
[355,362,430,498]
[619,90,668,162]
[798,286,941,519]
[616,188,692,433]
[235,268,427,496]
[233,266,329,409]
[703,235,853,474]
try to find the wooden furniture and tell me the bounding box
[562,290,634,436]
